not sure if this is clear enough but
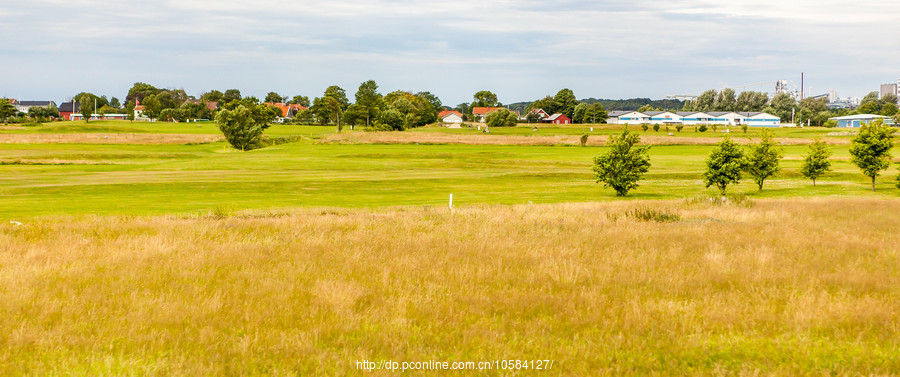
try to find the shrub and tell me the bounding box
[676,125,683,132]
[641,124,649,131]
[626,207,681,222]
[580,133,588,147]
[741,125,748,133]
[711,124,718,132]
[698,125,708,132]
[485,108,517,128]
[653,124,660,132]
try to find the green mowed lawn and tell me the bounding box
[0,120,336,138]
[2,120,853,141]
[1,139,897,218]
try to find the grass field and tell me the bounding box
[2,120,900,375]
[0,121,897,218]
[3,198,900,375]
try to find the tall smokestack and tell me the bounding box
[801,72,804,100]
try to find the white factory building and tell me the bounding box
[607,111,781,127]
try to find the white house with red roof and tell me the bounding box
[438,110,463,125]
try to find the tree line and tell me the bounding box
[592,119,898,196]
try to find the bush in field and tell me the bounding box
[704,136,745,195]
[216,105,264,151]
[745,130,783,191]
[485,108,517,128]
[653,124,660,132]
[675,125,683,132]
[800,138,832,186]
[580,133,588,147]
[592,127,651,196]
[698,124,708,132]
[741,125,748,133]
[849,119,895,191]
[641,124,649,131]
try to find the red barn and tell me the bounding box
[545,113,571,124]
[58,101,80,120]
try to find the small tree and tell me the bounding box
[79,96,92,122]
[216,105,264,151]
[675,125,683,132]
[698,124,708,132]
[849,119,895,191]
[741,125,748,133]
[745,130,783,190]
[592,128,651,196]
[640,124,649,131]
[580,133,588,147]
[704,136,745,195]
[800,138,832,186]
[652,124,660,132]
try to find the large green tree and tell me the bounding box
[529,95,557,115]
[264,92,284,103]
[0,99,16,122]
[796,97,828,126]
[125,82,159,105]
[584,103,607,124]
[744,130,783,190]
[735,91,768,112]
[289,95,310,107]
[554,88,578,118]
[353,80,382,127]
[694,90,717,112]
[704,136,746,195]
[714,88,736,111]
[849,119,895,191]
[592,127,651,196]
[472,91,498,108]
[800,138,832,186]
[769,93,796,122]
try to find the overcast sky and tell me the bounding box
[1,0,898,105]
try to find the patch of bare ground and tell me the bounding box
[321,132,850,146]
[0,133,223,144]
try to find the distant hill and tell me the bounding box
[507,98,685,113]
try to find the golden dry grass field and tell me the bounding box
[3,198,899,375]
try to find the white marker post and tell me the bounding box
[449,193,453,209]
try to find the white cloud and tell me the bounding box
[1,0,898,103]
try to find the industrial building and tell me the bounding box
[607,111,781,127]
[828,114,895,128]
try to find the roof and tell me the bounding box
[607,110,629,117]
[58,102,80,112]
[829,114,892,121]
[644,111,679,116]
[472,107,504,115]
[206,101,218,111]
[546,113,570,121]
[17,100,56,107]
[264,102,309,117]
[707,111,734,116]
[438,110,462,118]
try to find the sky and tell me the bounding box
[1,0,899,106]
